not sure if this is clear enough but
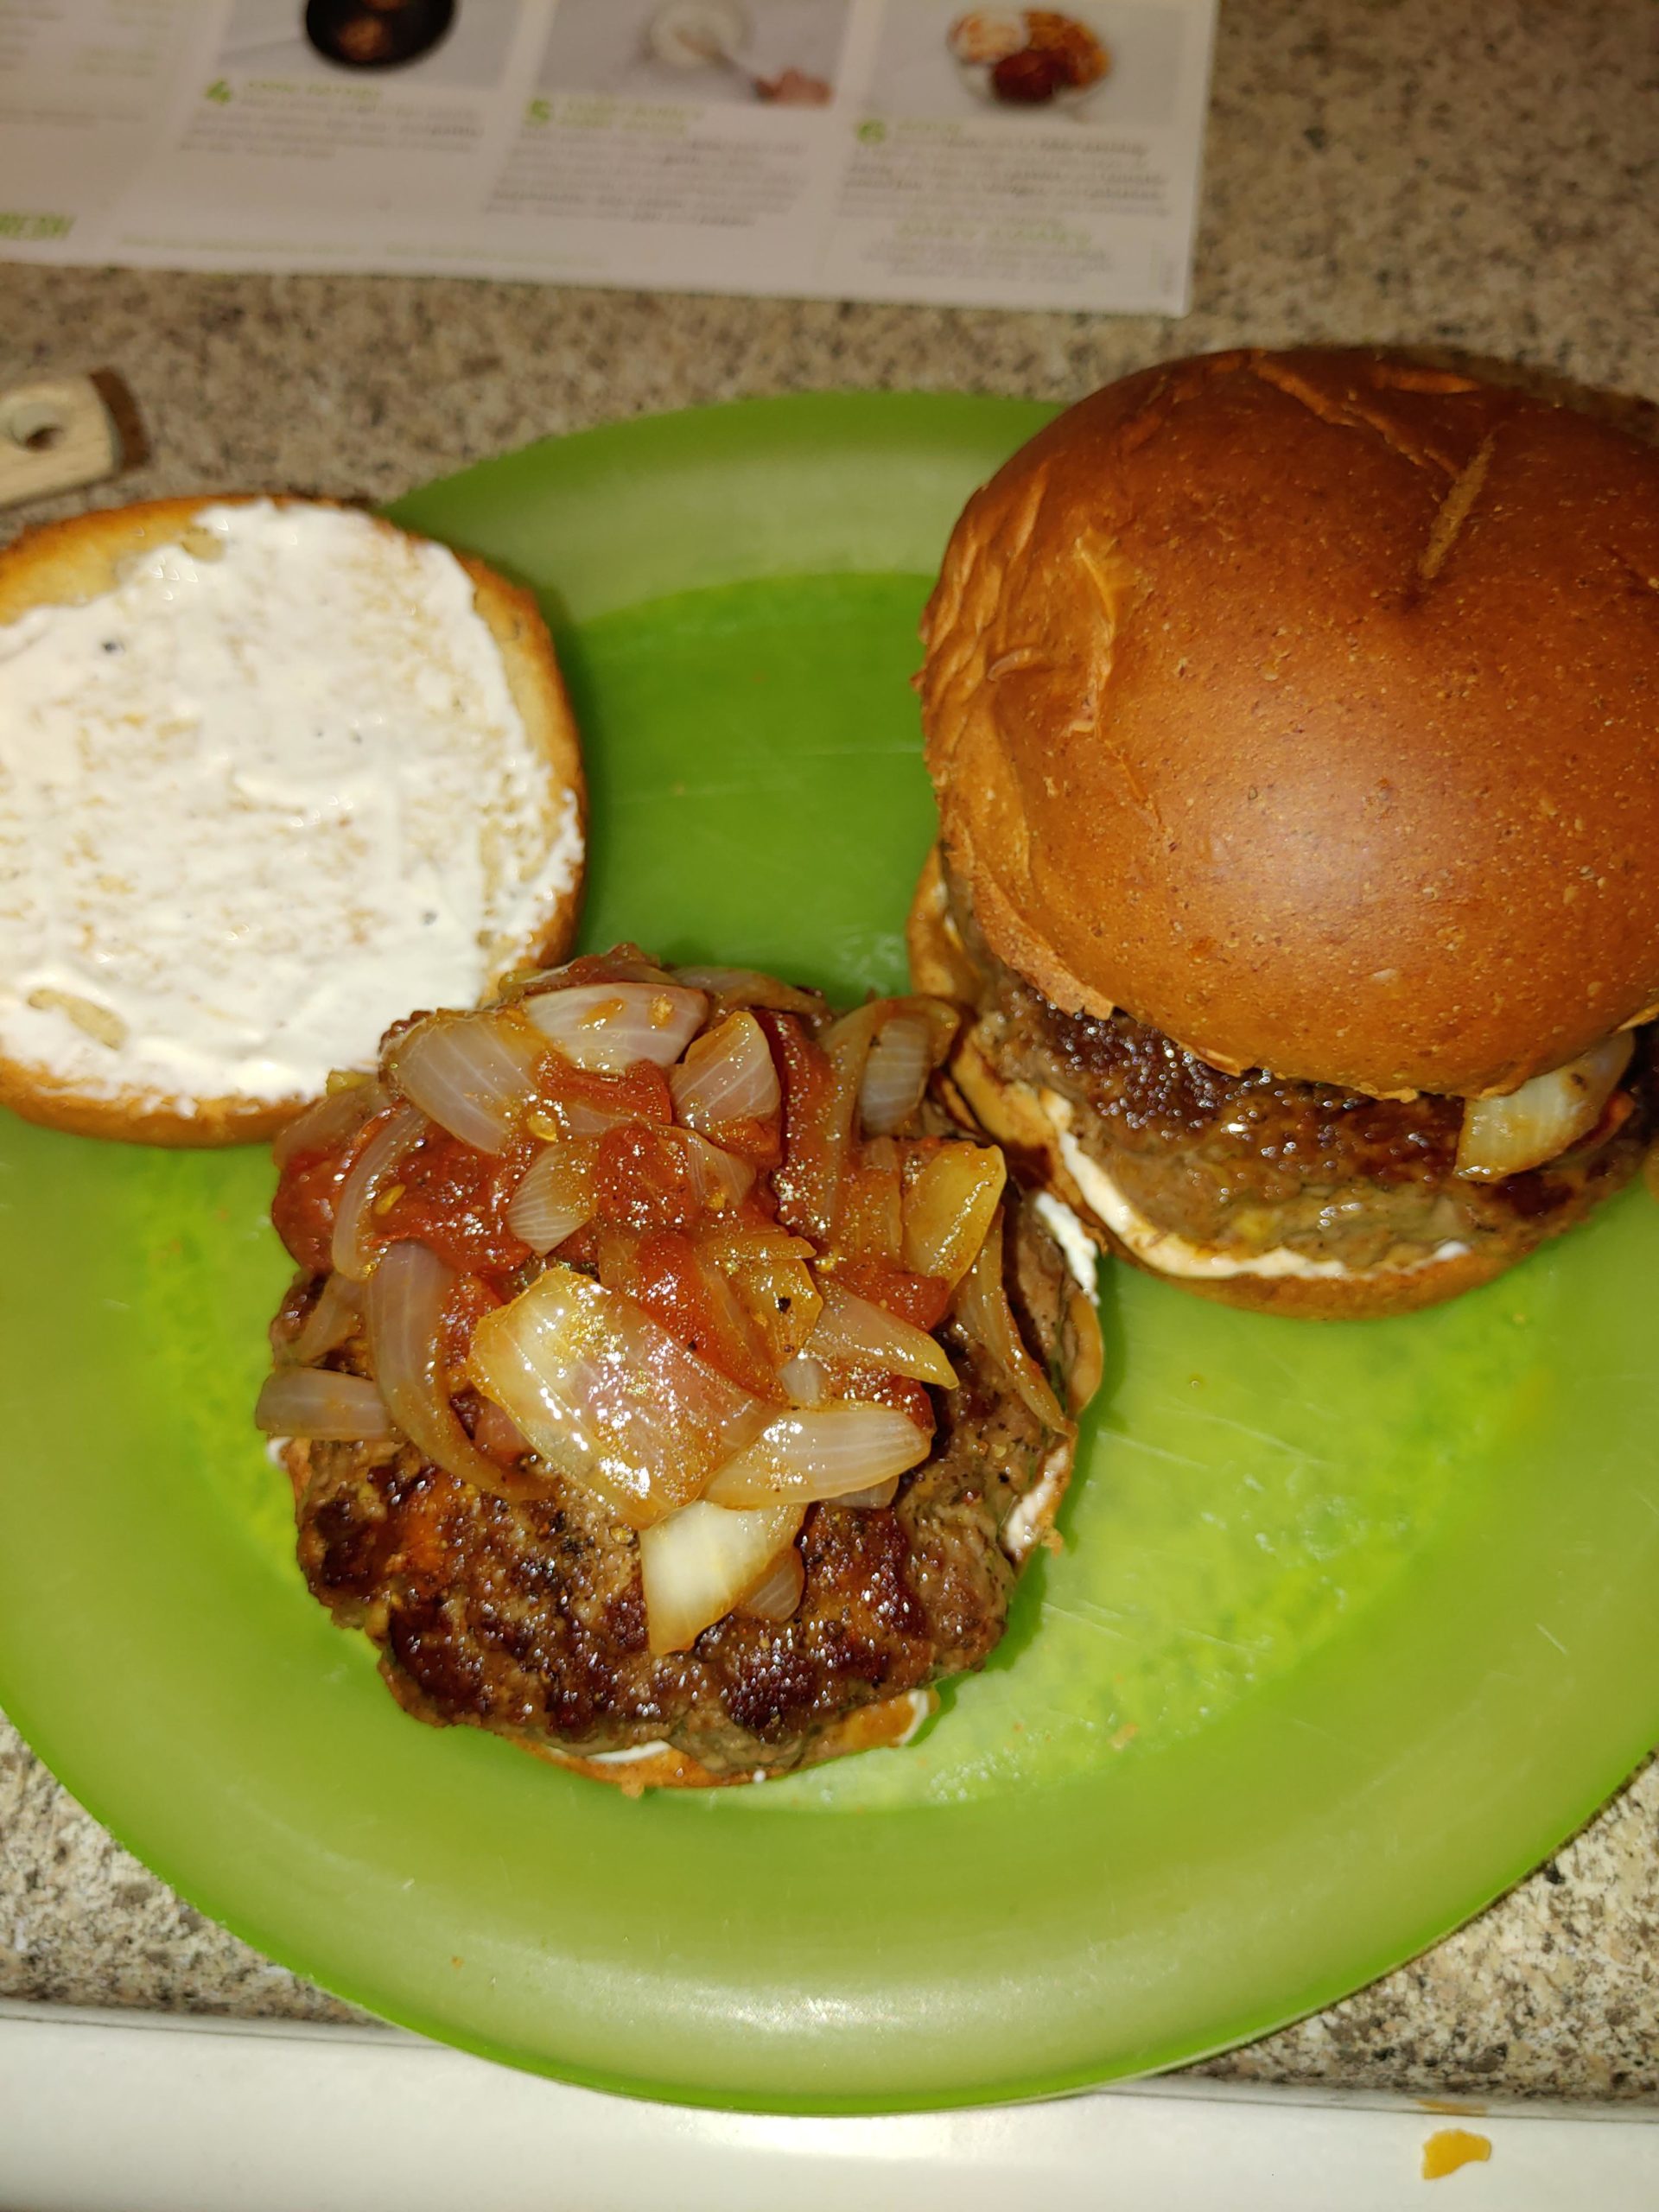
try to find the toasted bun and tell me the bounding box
[910,844,1513,1319]
[920,348,1659,1100]
[0,496,585,1146]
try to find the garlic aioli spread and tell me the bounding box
[1040,1092,1471,1284]
[0,501,582,1111]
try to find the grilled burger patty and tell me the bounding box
[956,910,1650,1279]
[260,948,1103,1788]
[282,1187,1090,1783]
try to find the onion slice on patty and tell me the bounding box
[639,1500,804,1654]
[331,1103,428,1282]
[363,1239,511,1495]
[858,1013,934,1136]
[523,982,708,1073]
[702,1403,932,1508]
[805,1280,958,1388]
[671,1010,780,1128]
[506,1139,598,1254]
[255,1364,393,1441]
[902,1144,1007,1286]
[467,1262,770,1528]
[954,1210,1067,1430]
[1456,1032,1634,1180]
[387,1009,544,1155]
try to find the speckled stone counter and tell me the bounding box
[3,0,1659,2103]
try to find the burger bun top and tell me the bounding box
[919,347,1659,1098]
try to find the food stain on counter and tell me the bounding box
[1421,2127,1493,2181]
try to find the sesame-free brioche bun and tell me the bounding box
[0,495,585,1147]
[919,347,1659,1103]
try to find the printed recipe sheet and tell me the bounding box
[0,0,1217,312]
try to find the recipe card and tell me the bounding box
[0,0,1217,314]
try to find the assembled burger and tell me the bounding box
[912,347,1659,1316]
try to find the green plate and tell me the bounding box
[3,394,1657,2113]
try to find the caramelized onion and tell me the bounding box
[806,1281,957,1388]
[331,1103,426,1282]
[702,1402,931,1508]
[363,1239,507,1492]
[836,1135,904,1264]
[467,1262,768,1528]
[786,1001,884,1247]
[387,1010,543,1155]
[639,1501,804,1654]
[737,1541,805,1622]
[698,1221,823,1365]
[550,1096,637,1138]
[859,1014,933,1136]
[778,1352,828,1407]
[506,1140,598,1253]
[672,965,823,1015]
[954,1211,1066,1430]
[271,1076,379,1170]
[290,1270,361,1365]
[671,1011,780,1129]
[1456,1033,1636,1180]
[254,1364,393,1440]
[521,949,677,989]
[902,1144,1007,1287]
[524,982,708,1073]
[673,1128,757,1212]
[836,1476,901,1510]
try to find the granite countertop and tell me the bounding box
[3,0,1659,2105]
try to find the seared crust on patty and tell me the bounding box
[283,1188,1096,1784]
[912,847,1650,1319]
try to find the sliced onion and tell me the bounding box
[639,1500,804,1654]
[836,1476,901,1510]
[521,948,677,990]
[387,1010,543,1155]
[331,1103,427,1283]
[702,1403,931,1508]
[859,1014,933,1136]
[473,1395,533,1466]
[806,1281,957,1388]
[254,1364,393,1440]
[524,982,708,1073]
[838,1135,904,1264]
[785,1001,883,1249]
[672,965,823,1015]
[271,1076,379,1169]
[467,1262,768,1529]
[291,1270,361,1365]
[550,1096,637,1138]
[1456,1033,1636,1180]
[698,1221,823,1365]
[737,1542,805,1622]
[363,1240,508,1492]
[778,1352,827,1407]
[671,1011,780,1129]
[673,1128,757,1212]
[506,1140,598,1253]
[954,1210,1066,1430]
[902,1144,1007,1287]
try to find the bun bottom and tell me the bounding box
[537,1691,938,1797]
[909,847,1524,1323]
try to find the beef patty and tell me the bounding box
[945,892,1649,1281]
[283,1191,1093,1783]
